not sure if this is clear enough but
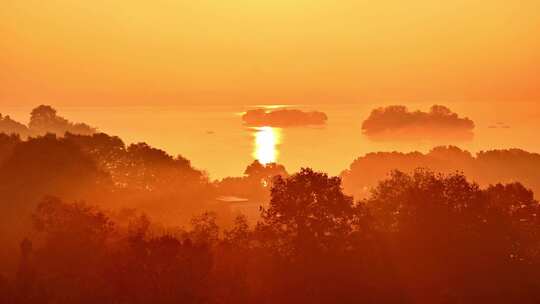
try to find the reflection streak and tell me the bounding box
[253,127,281,164]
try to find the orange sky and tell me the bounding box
[1,0,539,106]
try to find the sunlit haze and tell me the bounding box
[1,3,540,303]
[1,1,539,106]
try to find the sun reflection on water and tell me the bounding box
[252,127,281,164]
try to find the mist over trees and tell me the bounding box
[0,105,95,138]
[0,114,30,137]
[0,132,219,274]
[216,160,288,204]
[341,145,540,200]
[2,167,540,303]
[1,107,540,303]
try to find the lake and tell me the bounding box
[3,101,539,180]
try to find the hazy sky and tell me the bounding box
[1,0,539,106]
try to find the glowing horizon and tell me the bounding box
[1,1,539,107]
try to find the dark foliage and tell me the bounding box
[1,126,540,303]
[2,166,539,303]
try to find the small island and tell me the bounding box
[242,108,327,127]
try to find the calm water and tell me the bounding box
[4,102,539,180]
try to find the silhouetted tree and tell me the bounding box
[0,134,112,274]
[0,114,29,137]
[0,133,21,164]
[216,160,288,205]
[259,168,358,256]
[29,105,95,136]
[254,168,403,304]
[30,197,114,303]
[365,169,540,303]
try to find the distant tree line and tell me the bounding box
[342,145,540,200]
[0,105,95,138]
